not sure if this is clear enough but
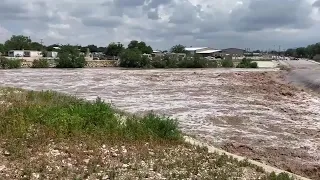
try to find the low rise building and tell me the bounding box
[8,50,24,57]
[8,50,43,58]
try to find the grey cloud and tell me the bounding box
[113,0,146,7]
[169,2,200,24]
[147,10,159,20]
[230,0,313,32]
[81,16,122,27]
[0,1,28,20]
[147,0,172,8]
[313,0,320,7]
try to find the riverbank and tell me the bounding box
[0,87,289,179]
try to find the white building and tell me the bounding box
[8,50,24,57]
[185,47,222,57]
[185,47,209,54]
[24,50,42,58]
[8,50,43,58]
[47,51,58,58]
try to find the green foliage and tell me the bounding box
[105,42,124,56]
[0,90,182,141]
[128,40,153,54]
[221,59,234,68]
[55,45,86,68]
[236,58,258,68]
[4,35,32,50]
[119,48,150,68]
[31,58,49,68]
[150,55,218,68]
[0,43,5,54]
[286,42,320,58]
[170,44,186,53]
[263,172,294,180]
[0,57,21,69]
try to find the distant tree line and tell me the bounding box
[0,35,154,58]
[285,42,320,59]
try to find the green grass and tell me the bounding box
[0,88,181,142]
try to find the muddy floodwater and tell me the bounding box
[0,68,319,179]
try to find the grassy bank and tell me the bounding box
[0,87,294,179]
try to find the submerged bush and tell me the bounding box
[119,48,151,68]
[55,45,86,68]
[221,59,234,68]
[236,58,258,68]
[31,58,49,68]
[151,55,218,68]
[0,57,21,69]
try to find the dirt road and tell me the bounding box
[0,68,319,179]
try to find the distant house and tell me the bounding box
[8,50,43,58]
[185,47,209,55]
[185,47,222,57]
[221,48,245,57]
[8,50,24,57]
[23,50,42,58]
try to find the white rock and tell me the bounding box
[122,164,129,168]
[32,173,40,179]
[83,159,90,164]
[0,165,6,171]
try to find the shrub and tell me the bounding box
[31,58,49,68]
[0,57,21,69]
[221,59,234,68]
[0,90,182,141]
[119,48,151,68]
[55,45,86,68]
[236,58,258,68]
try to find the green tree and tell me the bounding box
[128,40,153,54]
[4,35,32,50]
[119,48,150,68]
[105,42,124,56]
[296,47,306,58]
[86,44,98,52]
[30,42,45,51]
[55,45,86,68]
[170,44,186,53]
[0,43,5,54]
[285,48,295,57]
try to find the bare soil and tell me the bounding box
[0,68,319,179]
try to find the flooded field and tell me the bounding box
[0,68,319,179]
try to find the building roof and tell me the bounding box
[197,49,221,54]
[185,47,208,51]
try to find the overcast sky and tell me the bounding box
[1,0,320,50]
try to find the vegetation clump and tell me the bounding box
[55,45,86,68]
[31,58,50,68]
[236,58,258,68]
[221,58,234,68]
[0,57,21,69]
[0,89,181,141]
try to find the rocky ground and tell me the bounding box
[0,68,318,179]
[0,139,272,180]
